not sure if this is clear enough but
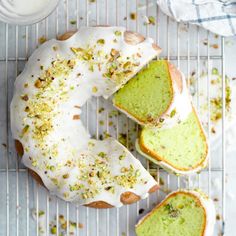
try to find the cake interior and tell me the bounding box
[113,60,173,123]
[136,192,206,236]
[140,111,207,171]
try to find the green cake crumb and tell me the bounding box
[113,60,173,125]
[136,192,206,236]
[140,111,207,171]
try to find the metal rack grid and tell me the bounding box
[0,0,226,235]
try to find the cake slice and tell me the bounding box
[137,109,208,175]
[135,190,215,236]
[113,60,191,128]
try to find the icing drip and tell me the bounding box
[150,71,192,129]
[11,27,158,206]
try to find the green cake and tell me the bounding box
[113,60,174,125]
[138,109,208,174]
[135,190,215,236]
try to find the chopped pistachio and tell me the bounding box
[38,210,45,217]
[52,46,58,51]
[63,192,69,198]
[97,39,105,45]
[105,186,115,193]
[92,86,98,93]
[70,47,83,54]
[135,170,141,177]
[59,215,65,224]
[110,48,120,57]
[121,167,128,173]
[50,165,55,171]
[32,160,37,167]
[98,107,104,113]
[22,125,30,136]
[164,203,180,218]
[119,154,125,160]
[88,64,94,72]
[123,61,131,69]
[212,68,219,75]
[159,177,165,185]
[61,222,67,230]
[130,12,137,20]
[98,152,106,158]
[170,109,176,118]
[118,133,127,146]
[99,120,104,126]
[38,36,46,44]
[50,226,57,234]
[148,16,155,25]
[114,30,122,36]
[70,20,77,25]
[21,94,29,101]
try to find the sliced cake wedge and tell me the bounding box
[135,190,215,236]
[137,108,208,175]
[113,60,192,128]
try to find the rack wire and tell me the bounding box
[0,0,226,235]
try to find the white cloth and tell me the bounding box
[157,0,236,36]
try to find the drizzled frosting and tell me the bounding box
[10,26,159,206]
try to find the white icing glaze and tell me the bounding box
[156,71,192,129]
[10,26,159,206]
[136,189,216,236]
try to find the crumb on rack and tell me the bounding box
[1,143,7,148]
[70,20,77,25]
[159,177,165,186]
[38,36,47,45]
[130,12,137,20]
[144,16,156,25]
[139,208,145,214]
[211,44,219,49]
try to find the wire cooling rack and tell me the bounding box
[0,0,227,235]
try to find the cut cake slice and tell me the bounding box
[137,108,208,175]
[135,190,215,236]
[113,60,190,128]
